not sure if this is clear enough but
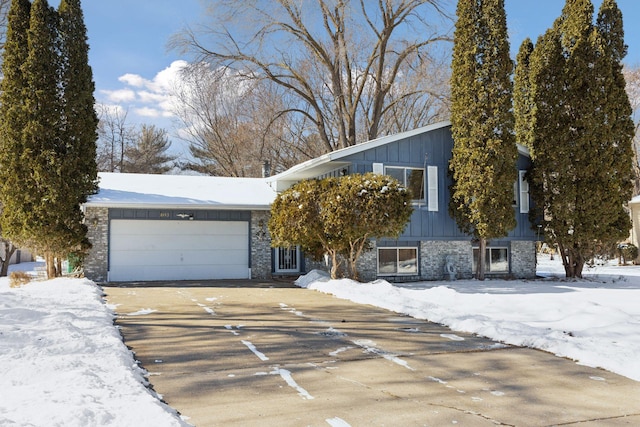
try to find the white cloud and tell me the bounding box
[100,88,136,103]
[133,107,162,118]
[138,90,168,104]
[118,73,147,88]
[98,60,189,124]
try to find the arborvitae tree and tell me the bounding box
[58,0,98,196]
[449,0,517,280]
[0,0,30,276]
[55,0,98,274]
[123,124,176,174]
[524,0,634,277]
[0,0,98,278]
[513,38,535,150]
[22,0,65,277]
[593,0,634,252]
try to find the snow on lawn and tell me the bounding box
[0,264,191,427]
[297,255,640,382]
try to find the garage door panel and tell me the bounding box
[111,235,248,252]
[112,265,249,282]
[110,249,248,267]
[109,220,250,281]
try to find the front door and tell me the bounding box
[274,246,300,273]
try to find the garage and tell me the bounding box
[108,219,250,282]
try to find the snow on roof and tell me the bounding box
[86,172,277,210]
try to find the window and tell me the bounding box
[377,247,418,275]
[473,247,509,273]
[385,167,425,201]
[274,246,300,273]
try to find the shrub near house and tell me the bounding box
[269,173,413,280]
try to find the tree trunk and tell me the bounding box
[476,238,486,280]
[558,242,584,278]
[0,241,17,277]
[329,250,342,279]
[346,240,366,281]
[56,257,63,277]
[45,252,56,279]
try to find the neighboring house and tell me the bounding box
[0,244,33,266]
[628,196,640,262]
[83,121,538,283]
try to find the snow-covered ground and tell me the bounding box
[1,255,639,426]
[0,262,191,427]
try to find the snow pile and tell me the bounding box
[0,276,190,427]
[299,257,640,382]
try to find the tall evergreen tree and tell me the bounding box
[593,0,635,253]
[523,0,633,277]
[56,0,98,273]
[0,0,30,271]
[0,1,30,224]
[513,38,534,150]
[449,0,517,280]
[58,0,98,195]
[0,0,98,278]
[22,0,65,277]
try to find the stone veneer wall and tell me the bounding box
[84,206,109,282]
[250,210,272,280]
[355,241,377,282]
[303,241,378,282]
[302,239,537,282]
[420,240,474,280]
[510,240,536,279]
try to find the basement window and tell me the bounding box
[377,247,418,275]
[472,247,509,273]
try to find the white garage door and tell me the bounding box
[109,220,249,281]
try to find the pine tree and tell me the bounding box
[449,0,517,280]
[123,125,176,174]
[523,0,634,277]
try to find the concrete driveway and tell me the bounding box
[104,280,640,426]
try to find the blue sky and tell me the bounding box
[67,0,640,155]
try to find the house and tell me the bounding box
[627,196,640,262]
[83,121,538,282]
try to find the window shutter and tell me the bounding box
[372,163,384,175]
[519,170,529,213]
[427,166,438,211]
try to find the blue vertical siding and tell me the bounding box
[341,126,536,242]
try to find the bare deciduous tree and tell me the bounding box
[625,65,640,195]
[96,104,136,172]
[172,63,325,176]
[172,0,453,152]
